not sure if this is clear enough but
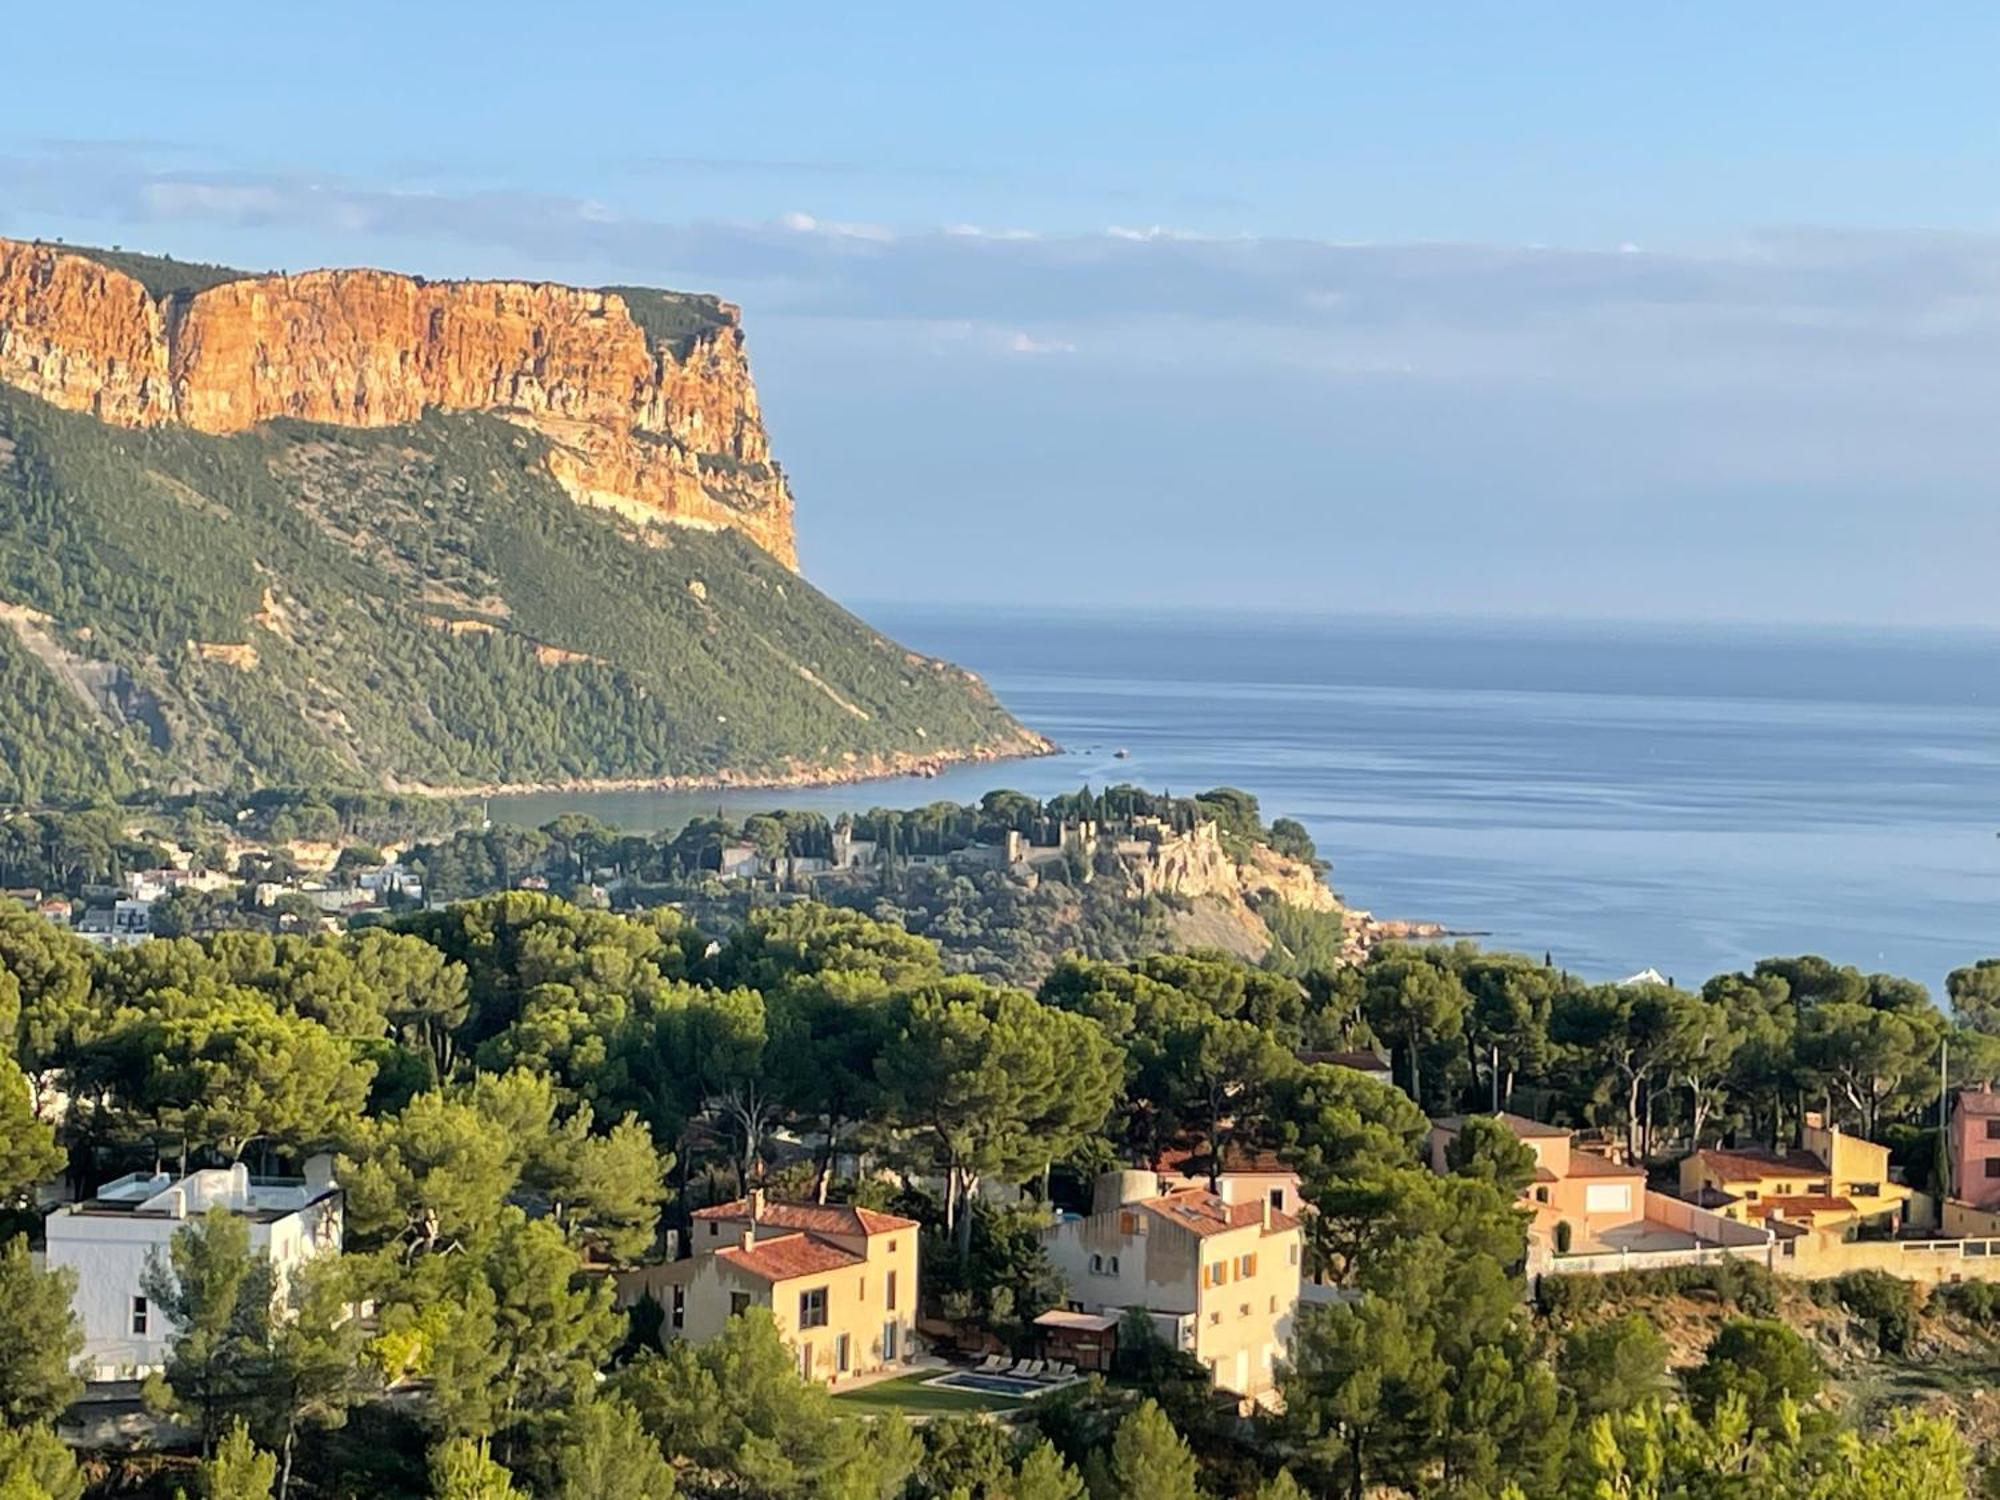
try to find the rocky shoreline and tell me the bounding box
[382,731,1061,800]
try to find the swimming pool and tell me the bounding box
[924,1370,1077,1399]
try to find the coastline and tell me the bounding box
[381,730,1061,801]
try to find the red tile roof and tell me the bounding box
[1689,1146,1828,1184]
[1153,1142,1296,1180]
[1957,1089,2000,1118]
[1566,1150,1643,1179]
[1745,1194,1855,1224]
[716,1231,865,1283]
[691,1198,918,1236]
[1136,1187,1299,1238]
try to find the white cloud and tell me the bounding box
[1006,331,1076,355]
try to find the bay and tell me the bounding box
[491,607,2000,994]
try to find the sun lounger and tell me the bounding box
[1049,1360,1074,1378]
[1007,1359,1035,1376]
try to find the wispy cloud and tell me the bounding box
[8,140,2000,407]
[9,141,2000,621]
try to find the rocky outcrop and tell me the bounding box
[0,239,797,565]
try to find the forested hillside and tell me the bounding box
[0,895,1988,1497]
[0,385,1041,801]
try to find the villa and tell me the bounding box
[1428,1113,1768,1271]
[1677,1113,1909,1238]
[627,1191,920,1387]
[1041,1169,1302,1402]
[45,1159,343,1381]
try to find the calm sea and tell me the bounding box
[492,607,2000,995]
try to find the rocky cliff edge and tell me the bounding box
[0,238,797,565]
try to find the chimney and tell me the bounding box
[1262,1197,1273,1230]
[1092,1169,1161,1215]
[747,1187,766,1222]
[738,1223,757,1252]
[303,1153,336,1195]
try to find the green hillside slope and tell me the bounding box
[0,386,1040,802]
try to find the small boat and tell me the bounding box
[1113,747,1130,759]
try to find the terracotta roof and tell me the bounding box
[716,1231,865,1283]
[1566,1150,1643,1179]
[1532,1166,1559,1184]
[1689,1146,1827,1184]
[1957,1089,2000,1117]
[1136,1187,1299,1238]
[691,1198,919,1236]
[1153,1142,1296,1179]
[1687,1185,1740,1210]
[1745,1194,1855,1224]
[1434,1111,1569,1140]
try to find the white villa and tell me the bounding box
[45,1159,343,1380]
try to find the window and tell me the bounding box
[799,1288,829,1329]
[670,1285,685,1331]
[1268,1295,1277,1314]
[1206,1260,1228,1288]
[798,1343,812,1379]
[858,1276,867,1301]
[1088,1253,1119,1277]
[1852,1182,1881,1197]
[131,1296,149,1336]
[1744,1190,1760,1202]
[1986,1120,2000,1141]
[1119,1210,1138,1234]
[883,1319,899,1362]
[1269,1188,1286,1211]
[886,1270,898,1311]
[1236,1252,1259,1279]
[708,1222,720,1239]
[1535,1187,1550,1203]
[1584,1183,1631,1214]
[1239,1302,1251,1318]
[1985,1160,2000,1180]
[1288,1245,1300,1266]
[1208,1311,1221,1326]
[1089,1253,1103,1274]
[729,1291,752,1318]
[835,1333,851,1374]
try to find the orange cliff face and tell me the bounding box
[0,238,798,567]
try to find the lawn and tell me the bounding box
[832,1373,1028,1417]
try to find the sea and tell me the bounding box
[490,606,2000,996]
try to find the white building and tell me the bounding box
[74,900,154,948]
[357,862,423,901]
[45,1160,343,1380]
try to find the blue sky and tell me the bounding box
[6,3,2000,623]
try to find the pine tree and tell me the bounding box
[1105,1400,1203,1500]
[200,1422,276,1500]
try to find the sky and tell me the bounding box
[5,3,2000,624]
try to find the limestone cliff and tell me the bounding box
[0,239,796,565]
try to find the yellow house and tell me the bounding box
[1677,1115,1908,1237]
[634,1192,919,1386]
[1042,1170,1302,1403]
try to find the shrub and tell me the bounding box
[1832,1269,1919,1353]
[1536,1260,1784,1322]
